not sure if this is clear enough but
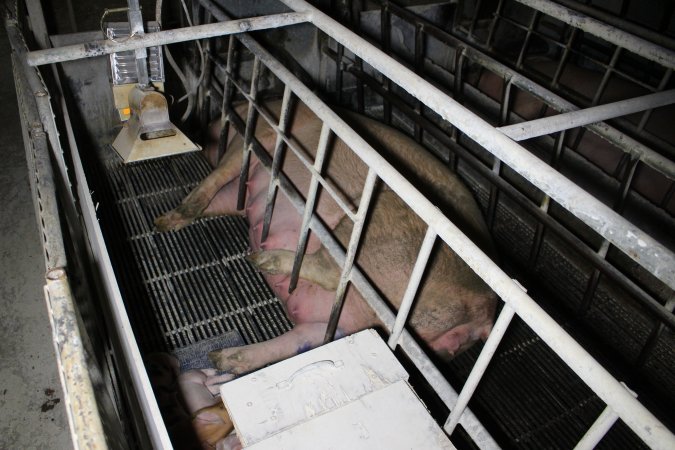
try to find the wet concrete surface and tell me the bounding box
[0,25,71,450]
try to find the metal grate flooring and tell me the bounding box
[96,148,292,354]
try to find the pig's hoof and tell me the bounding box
[192,402,234,448]
[247,251,287,275]
[154,208,195,232]
[208,348,252,375]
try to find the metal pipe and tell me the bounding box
[262,86,294,243]
[515,0,675,70]
[387,227,437,349]
[573,384,637,450]
[498,89,675,141]
[574,406,619,450]
[127,0,149,87]
[444,303,517,434]
[281,0,675,293]
[45,271,108,449]
[25,12,310,66]
[324,169,378,343]
[290,123,332,292]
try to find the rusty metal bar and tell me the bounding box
[237,57,262,210]
[25,12,311,66]
[289,123,332,292]
[324,169,379,343]
[262,86,294,243]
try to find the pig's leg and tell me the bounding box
[155,147,244,232]
[208,322,329,374]
[247,248,340,291]
[178,369,235,448]
[217,434,242,450]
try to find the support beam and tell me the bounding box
[499,89,675,141]
[25,12,310,66]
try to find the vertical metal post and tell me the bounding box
[387,227,437,349]
[444,303,517,434]
[237,57,263,210]
[261,86,295,243]
[574,383,637,450]
[515,10,539,69]
[127,0,149,87]
[413,23,425,142]
[636,69,672,133]
[381,4,392,124]
[591,46,622,106]
[217,37,237,162]
[289,123,333,292]
[634,296,675,370]
[324,169,379,343]
[485,0,504,49]
[551,28,578,87]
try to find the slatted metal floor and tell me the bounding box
[97,148,292,354]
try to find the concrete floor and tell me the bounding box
[0,25,71,450]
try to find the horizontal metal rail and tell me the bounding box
[25,12,310,66]
[281,0,675,293]
[206,1,674,447]
[499,89,675,141]
[515,0,675,70]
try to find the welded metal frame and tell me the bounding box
[196,0,673,448]
[13,0,675,448]
[320,0,675,384]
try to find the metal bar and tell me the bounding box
[26,12,311,66]
[45,271,108,450]
[553,0,675,51]
[634,297,675,370]
[591,46,621,106]
[324,169,379,343]
[237,57,262,210]
[515,0,675,70]
[387,227,437,349]
[444,303,517,434]
[551,28,578,88]
[515,10,539,69]
[289,123,332,292]
[217,37,237,162]
[261,86,294,243]
[498,89,675,141]
[574,406,620,450]
[637,69,672,132]
[574,384,637,450]
[127,0,149,87]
